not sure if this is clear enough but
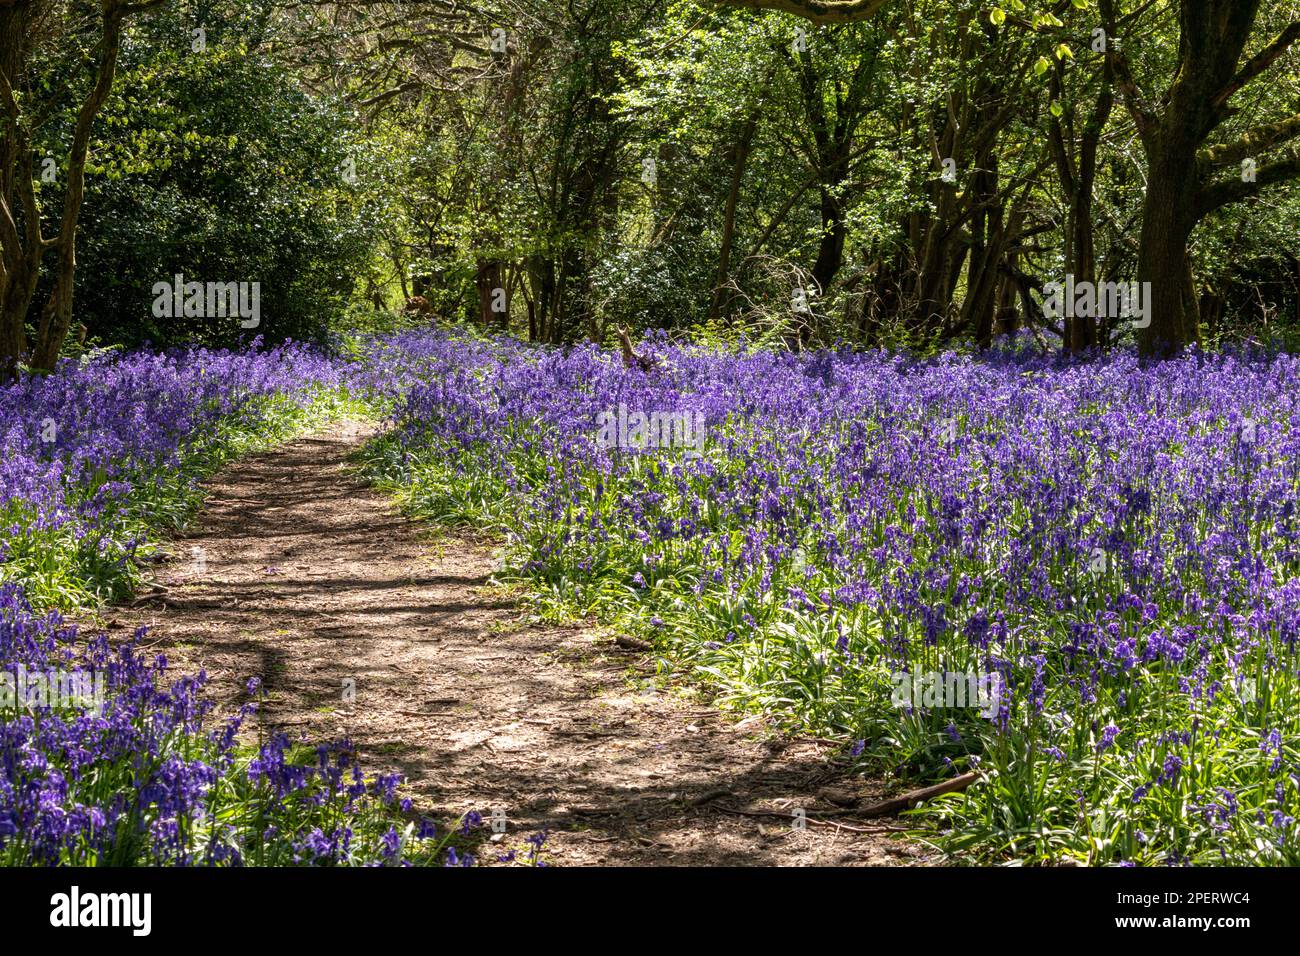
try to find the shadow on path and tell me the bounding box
[114,419,927,866]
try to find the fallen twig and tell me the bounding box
[857,772,979,818]
[129,584,171,606]
[614,634,653,651]
[685,787,732,808]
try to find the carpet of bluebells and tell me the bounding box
[363,329,1300,865]
[0,342,343,607]
[7,329,1298,867]
[0,343,486,866]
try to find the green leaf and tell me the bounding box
[1035,56,1050,77]
[990,8,1006,26]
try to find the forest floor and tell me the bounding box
[104,418,929,866]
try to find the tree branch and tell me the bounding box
[716,0,894,24]
[1100,0,1156,143]
[1198,112,1300,168]
[1197,151,1300,218]
[1210,21,1300,111]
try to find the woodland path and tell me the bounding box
[111,419,927,866]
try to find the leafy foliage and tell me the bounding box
[69,3,377,349]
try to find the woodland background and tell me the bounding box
[1,0,1299,368]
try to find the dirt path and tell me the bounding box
[113,419,927,866]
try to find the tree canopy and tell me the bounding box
[2,0,1299,367]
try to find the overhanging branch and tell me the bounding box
[1210,21,1300,111]
[715,0,894,24]
[1197,151,1300,217]
[1198,112,1300,168]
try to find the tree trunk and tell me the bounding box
[475,260,506,327]
[811,180,847,295]
[0,1,35,379]
[1135,145,1199,357]
[29,4,128,371]
[710,113,758,321]
[1064,194,1099,353]
[960,152,1008,346]
[0,294,28,379]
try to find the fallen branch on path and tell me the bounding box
[129,584,171,606]
[700,772,979,833]
[685,787,732,808]
[614,634,653,651]
[856,772,979,818]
